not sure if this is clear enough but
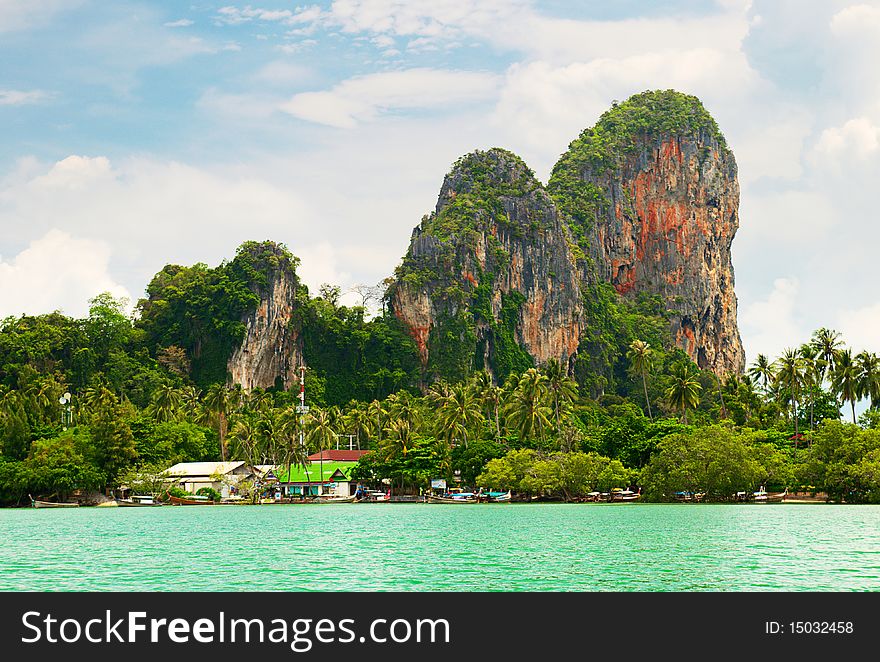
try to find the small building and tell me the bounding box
[163,461,253,498]
[275,461,358,498]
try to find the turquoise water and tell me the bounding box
[1,504,879,591]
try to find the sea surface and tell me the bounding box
[2,504,879,591]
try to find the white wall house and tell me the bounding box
[163,461,252,498]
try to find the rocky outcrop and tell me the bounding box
[550,90,745,375]
[390,149,582,382]
[227,246,302,391]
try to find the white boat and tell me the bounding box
[312,494,358,504]
[30,495,79,508]
[753,487,787,503]
[116,495,162,507]
[608,488,641,502]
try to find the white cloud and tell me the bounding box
[0,0,82,32]
[215,5,322,26]
[830,3,880,37]
[164,19,194,28]
[739,277,805,361]
[837,301,880,353]
[0,230,131,319]
[492,47,760,179]
[280,68,499,128]
[812,117,880,166]
[0,155,314,307]
[0,89,52,106]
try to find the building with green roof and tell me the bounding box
[274,461,359,497]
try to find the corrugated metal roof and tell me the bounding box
[163,461,247,477]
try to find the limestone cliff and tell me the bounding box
[226,243,302,391]
[549,90,745,375]
[390,149,582,383]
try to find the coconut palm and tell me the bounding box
[811,328,843,383]
[381,418,415,461]
[367,399,385,446]
[178,385,202,420]
[664,363,702,424]
[436,384,483,447]
[503,368,552,444]
[856,351,880,410]
[799,344,823,436]
[386,391,422,429]
[541,358,580,431]
[229,417,259,466]
[774,348,804,437]
[832,349,860,424]
[204,383,232,460]
[149,384,181,423]
[626,340,654,420]
[306,407,338,483]
[748,354,775,393]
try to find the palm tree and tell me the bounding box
[387,391,422,429]
[178,385,202,420]
[799,344,823,436]
[665,363,702,424]
[229,417,259,466]
[811,328,843,384]
[832,349,860,424]
[149,384,181,423]
[541,358,579,431]
[204,384,232,460]
[367,400,385,447]
[381,418,415,460]
[344,404,372,449]
[627,340,654,420]
[306,407,338,483]
[748,354,775,393]
[774,348,804,438]
[436,384,483,447]
[856,351,880,410]
[503,368,552,444]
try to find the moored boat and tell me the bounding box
[608,488,641,502]
[30,495,79,508]
[753,487,787,503]
[117,495,162,507]
[168,494,215,505]
[483,490,511,503]
[312,494,358,504]
[427,493,478,504]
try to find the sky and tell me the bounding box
[1,0,879,368]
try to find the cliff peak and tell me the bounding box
[549,89,744,375]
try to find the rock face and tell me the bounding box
[390,149,582,383]
[550,90,745,375]
[227,247,302,391]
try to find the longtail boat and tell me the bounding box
[427,493,478,504]
[116,495,162,507]
[30,495,79,508]
[312,494,358,504]
[168,494,215,505]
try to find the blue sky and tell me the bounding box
[2,0,880,371]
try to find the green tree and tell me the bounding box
[88,389,137,486]
[856,351,880,410]
[664,363,702,424]
[541,358,580,431]
[626,340,654,420]
[832,349,860,424]
[503,368,552,444]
